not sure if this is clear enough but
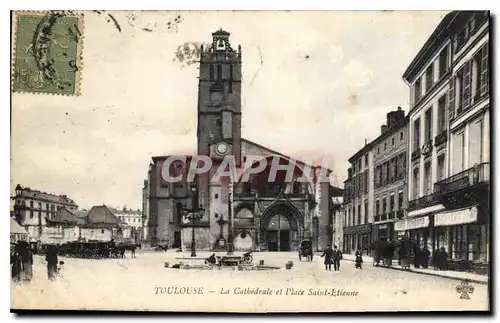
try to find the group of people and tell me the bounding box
[320,245,343,271]
[11,241,62,283]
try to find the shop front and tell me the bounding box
[343,223,372,255]
[372,222,395,242]
[394,216,431,250]
[433,205,487,263]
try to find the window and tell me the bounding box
[398,191,404,210]
[413,118,421,149]
[479,43,489,96]
[217,64,222,80]
[389,195,395,213]
[215,213,219,218]
[364,154,368,166]
[425,63,434,92]
[439,46,449,78]
[424,162,432,195]
[413,167,420,199]
[209,65,214,80]
[30,210,34,219]
[375,199,380,215]
[364,201,368,224]
[46,203,49,210]
[101,229,105,234]
[38,202,41,209]
[347,209,350,227]
[469,118,484,167]
[400,131,404,140]
[457,61,472,112]
[384,143,387,150]
[30,201,33,208]
[424,107,433,142]
[214,193,219,199]
[452,131,465,174]
[229,64,233,79]
[357,204,361,225]
[394,156,399,179]
[382,198,387,215]
[437,154,446,182]
[415,77,422,102]
[437,95,447,134]
[377,147,380,154]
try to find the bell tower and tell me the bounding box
[197,29,242,163]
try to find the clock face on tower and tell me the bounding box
[216,143,228,155]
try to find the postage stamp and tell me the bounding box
[11,11,84,95]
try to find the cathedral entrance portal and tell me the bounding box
[261,203,302,251]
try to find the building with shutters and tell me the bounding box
[145,29,339,252]
[11,184,78,242]
[402,11,489,264]
[342,107,408,255]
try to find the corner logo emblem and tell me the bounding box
[455,280,475,300]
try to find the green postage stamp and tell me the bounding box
[11,11,84,95]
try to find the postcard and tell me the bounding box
[10,10,490,312]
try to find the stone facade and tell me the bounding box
[145,30,337,252]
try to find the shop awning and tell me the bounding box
[434,205,478,227]
[394,216,430,231]
[407,204,445,217]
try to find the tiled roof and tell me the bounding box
[13,184,77,206]
[46,208,86,226]
[86,205,120,226]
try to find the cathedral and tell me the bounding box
[144,29,340,252]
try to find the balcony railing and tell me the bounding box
[408,193,440,212]
[422,140,433,157]
[434,130,448,147]
[411,147,421,161]
[434,162,490,196]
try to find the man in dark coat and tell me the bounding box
[421,246,431,269]
[321,244,334,270]
[46,244,59,280]
[11,242,22,282]
[332,245,343,271]
[414,245,422,269]
[440,247,448,270]
[19,241,33,282]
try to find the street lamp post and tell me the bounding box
[183,183,205,258]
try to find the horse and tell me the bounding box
[117,244,141,258]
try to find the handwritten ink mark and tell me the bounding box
[107,13,122,32]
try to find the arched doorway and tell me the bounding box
[266,214,291,251]
[261,203,302,251]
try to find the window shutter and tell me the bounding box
[448,77,455,120]
[463,61,472,109]
[480,43,489,95]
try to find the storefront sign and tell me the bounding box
[434,206,478,227]
[344,223,372,235]
[394,216,429,231]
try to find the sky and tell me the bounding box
[11,10,449,210]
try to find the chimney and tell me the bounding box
[364,138,368,146]
[396,106,405,121]
[381,125,388,134]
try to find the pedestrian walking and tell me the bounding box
[439,247,448,270]
[355,250,363,269]
[413,245,421,269]
[332,245,343,271]
[320,244,334,271]
[45,244,59,281]
[19,241,33,282]
[11,243,22,283]
[421,246,431,269]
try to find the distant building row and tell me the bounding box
[11,184,145,244]
[337,11,490,265]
